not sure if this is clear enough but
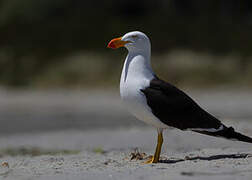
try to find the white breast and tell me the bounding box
[120,54,169,129]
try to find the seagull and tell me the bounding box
[107,31,252,164]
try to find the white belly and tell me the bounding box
[120,78,168,129]
[119,53,168,129]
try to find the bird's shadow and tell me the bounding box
[159,153,252,164]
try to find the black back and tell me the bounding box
[141,77,222,130]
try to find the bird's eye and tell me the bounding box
[131,35,138,39]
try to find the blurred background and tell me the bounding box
[0,0,252,134]
[1,0,252,88]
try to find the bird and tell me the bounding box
[107,31,252,164]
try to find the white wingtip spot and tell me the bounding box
[188,125,224,132]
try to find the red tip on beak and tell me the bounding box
[107,40,116,49]
[107,37,130,49]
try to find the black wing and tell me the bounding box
[141,77,223,130]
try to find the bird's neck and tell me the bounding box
[121,50,154,83]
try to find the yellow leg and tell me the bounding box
[144,129,163,164]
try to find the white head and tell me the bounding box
[107,31,151,53]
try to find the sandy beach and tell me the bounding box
[0,89,252,180]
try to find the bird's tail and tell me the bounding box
[194,126,252,144]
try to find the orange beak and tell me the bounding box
[107,37,130,49]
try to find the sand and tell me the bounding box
[0,89,252,179]
[0,124,252,180]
